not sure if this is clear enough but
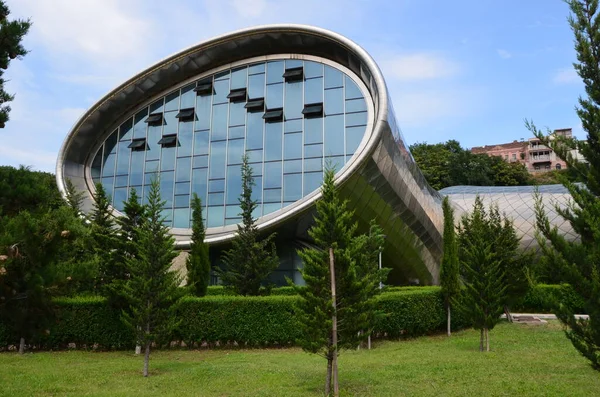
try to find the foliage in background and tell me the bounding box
[528,0,600,370]
[219,154,278,296]
[121,178,182,377]
[409,140,531,190]
[0,1,31,128]
[0,166,62,217]
[440,197,460,336]
[186,193,210,297]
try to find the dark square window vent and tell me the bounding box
[157,134,178,147]
[128,138,147,151]
[194,81,213,96]
[227,87,247,103]
[245,97,265,112]
[263,108,284,122]
[302,102,324,118]
[283,67,304,82]
[176,108,195,120]
[145,113,163,125]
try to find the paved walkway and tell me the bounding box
[504,313,589,320]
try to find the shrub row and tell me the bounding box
[513,283,585,314]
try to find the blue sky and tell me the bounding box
[2,0,585,172]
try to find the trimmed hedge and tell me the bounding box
[514,284,586,314]
[205,286,297,296]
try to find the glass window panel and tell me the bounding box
[229,125,245,139]
[116,141,130,175]
[209,141,226,179]
[101,176,114,198]
[304,117,323,144]
[266,83,283,109]
[105,130,118,154]
[263,202,282,216]
[264,161,282,188]
[193,130,209,155]
[193,155,208,168]
[177,124,193,157]
[265,122,282,161]
[207,206,225,228]
[146,125,162,161]
[91,149,102,179]
[226,165,242,205]
[161,209,173,226]
[213,79,230,104]
[345,77,363,99]
[227,138,245,165]
[144,172,158,187]
[285,119,302,133]
[129,148,144,187]
[246,112,263,150]
[195,95,212,131]
[142,185,152,205]
[163,111,178,135]
[345,111,367,127]
[325,88,344,115]
[252,176,262,203]
[180,84,196,109]
[208,192,224,206]
[211,103,228,141]
[229,101,246,126]
[266,61,284,84]
[304,157,323,172]
[304,77,323,104]
[284,159,302,174]
[161,146,176,171]
[303,171,323,196]
[175,182,191,195]
[113,187,128,211]
[324,115,345,156]
[160,171,174,207]
[324,66,343,88]
[250,162,263,177]
[133,109,148,139]
[176,157,192,182]
[145,160,159,173]
[173,208,190,228]
[345,97,367,113]
[165,91,180,112]
[284,81,303,120]
[174,195,190,209]
[102,153,116,177]
[285,59,302,68]
[225,205,241,219]
[248,63,265,75]
[247,150,263,164]
[230,67,247,89]
[215,70,229,80]
[284,174,302,202]
[304,143,323,158]
[115,175,128,187]
[248,73,265,99]
[345,126,365,155]
[209,179,225,193]
[264,188,281,203]
[284,132,302,160]
[191,168,208,203]
[304,61,323,78]
[325,155,345,173]
[150,98,164,114]
[120,118,134,141]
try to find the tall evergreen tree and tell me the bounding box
[528,0,600,370]
[122,178,181,377]
[64,178,85,217]
[295,168,387,396]
[0,2,31,128]
[186,193,210,296]
[219,154,278,296]
[440,197,460,336]
[89,183,118,293]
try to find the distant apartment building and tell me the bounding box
[471,128,574,173]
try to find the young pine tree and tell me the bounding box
[64,178,85,218]
[295,168,387,397]
[527,0,600,370]
[122,178,182,377]
[89,183,119,293]
[186,193,210,296]
[440,197,460,336]
[219,154,278,296]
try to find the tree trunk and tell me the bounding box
[135,326,141,354]
[143,342,150,377]
[325,357,332,396]
[329,247,339,397]
[18,337,25,355]
[447,305,451,336]
[504,305,513,323]
[479,329,484,352]
[486,328,490,352]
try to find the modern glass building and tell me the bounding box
[57,25,444,285]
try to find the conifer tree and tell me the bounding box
[440,196,460,336]
[295,168,387,396]
[64,178,84,217]
[0,2,31,128]
[527,0,600,370]
[186,193,210,296]
[219,154,278,296]
[89,183,118,293]
[122,178,181,377]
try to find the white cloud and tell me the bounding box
[379,53,459,81]
[497,49,512,59]
[553,68,579,85]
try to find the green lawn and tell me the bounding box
[0,321,598,396]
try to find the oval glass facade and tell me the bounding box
[90,58,369,228]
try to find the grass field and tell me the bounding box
[0,321,599,396]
